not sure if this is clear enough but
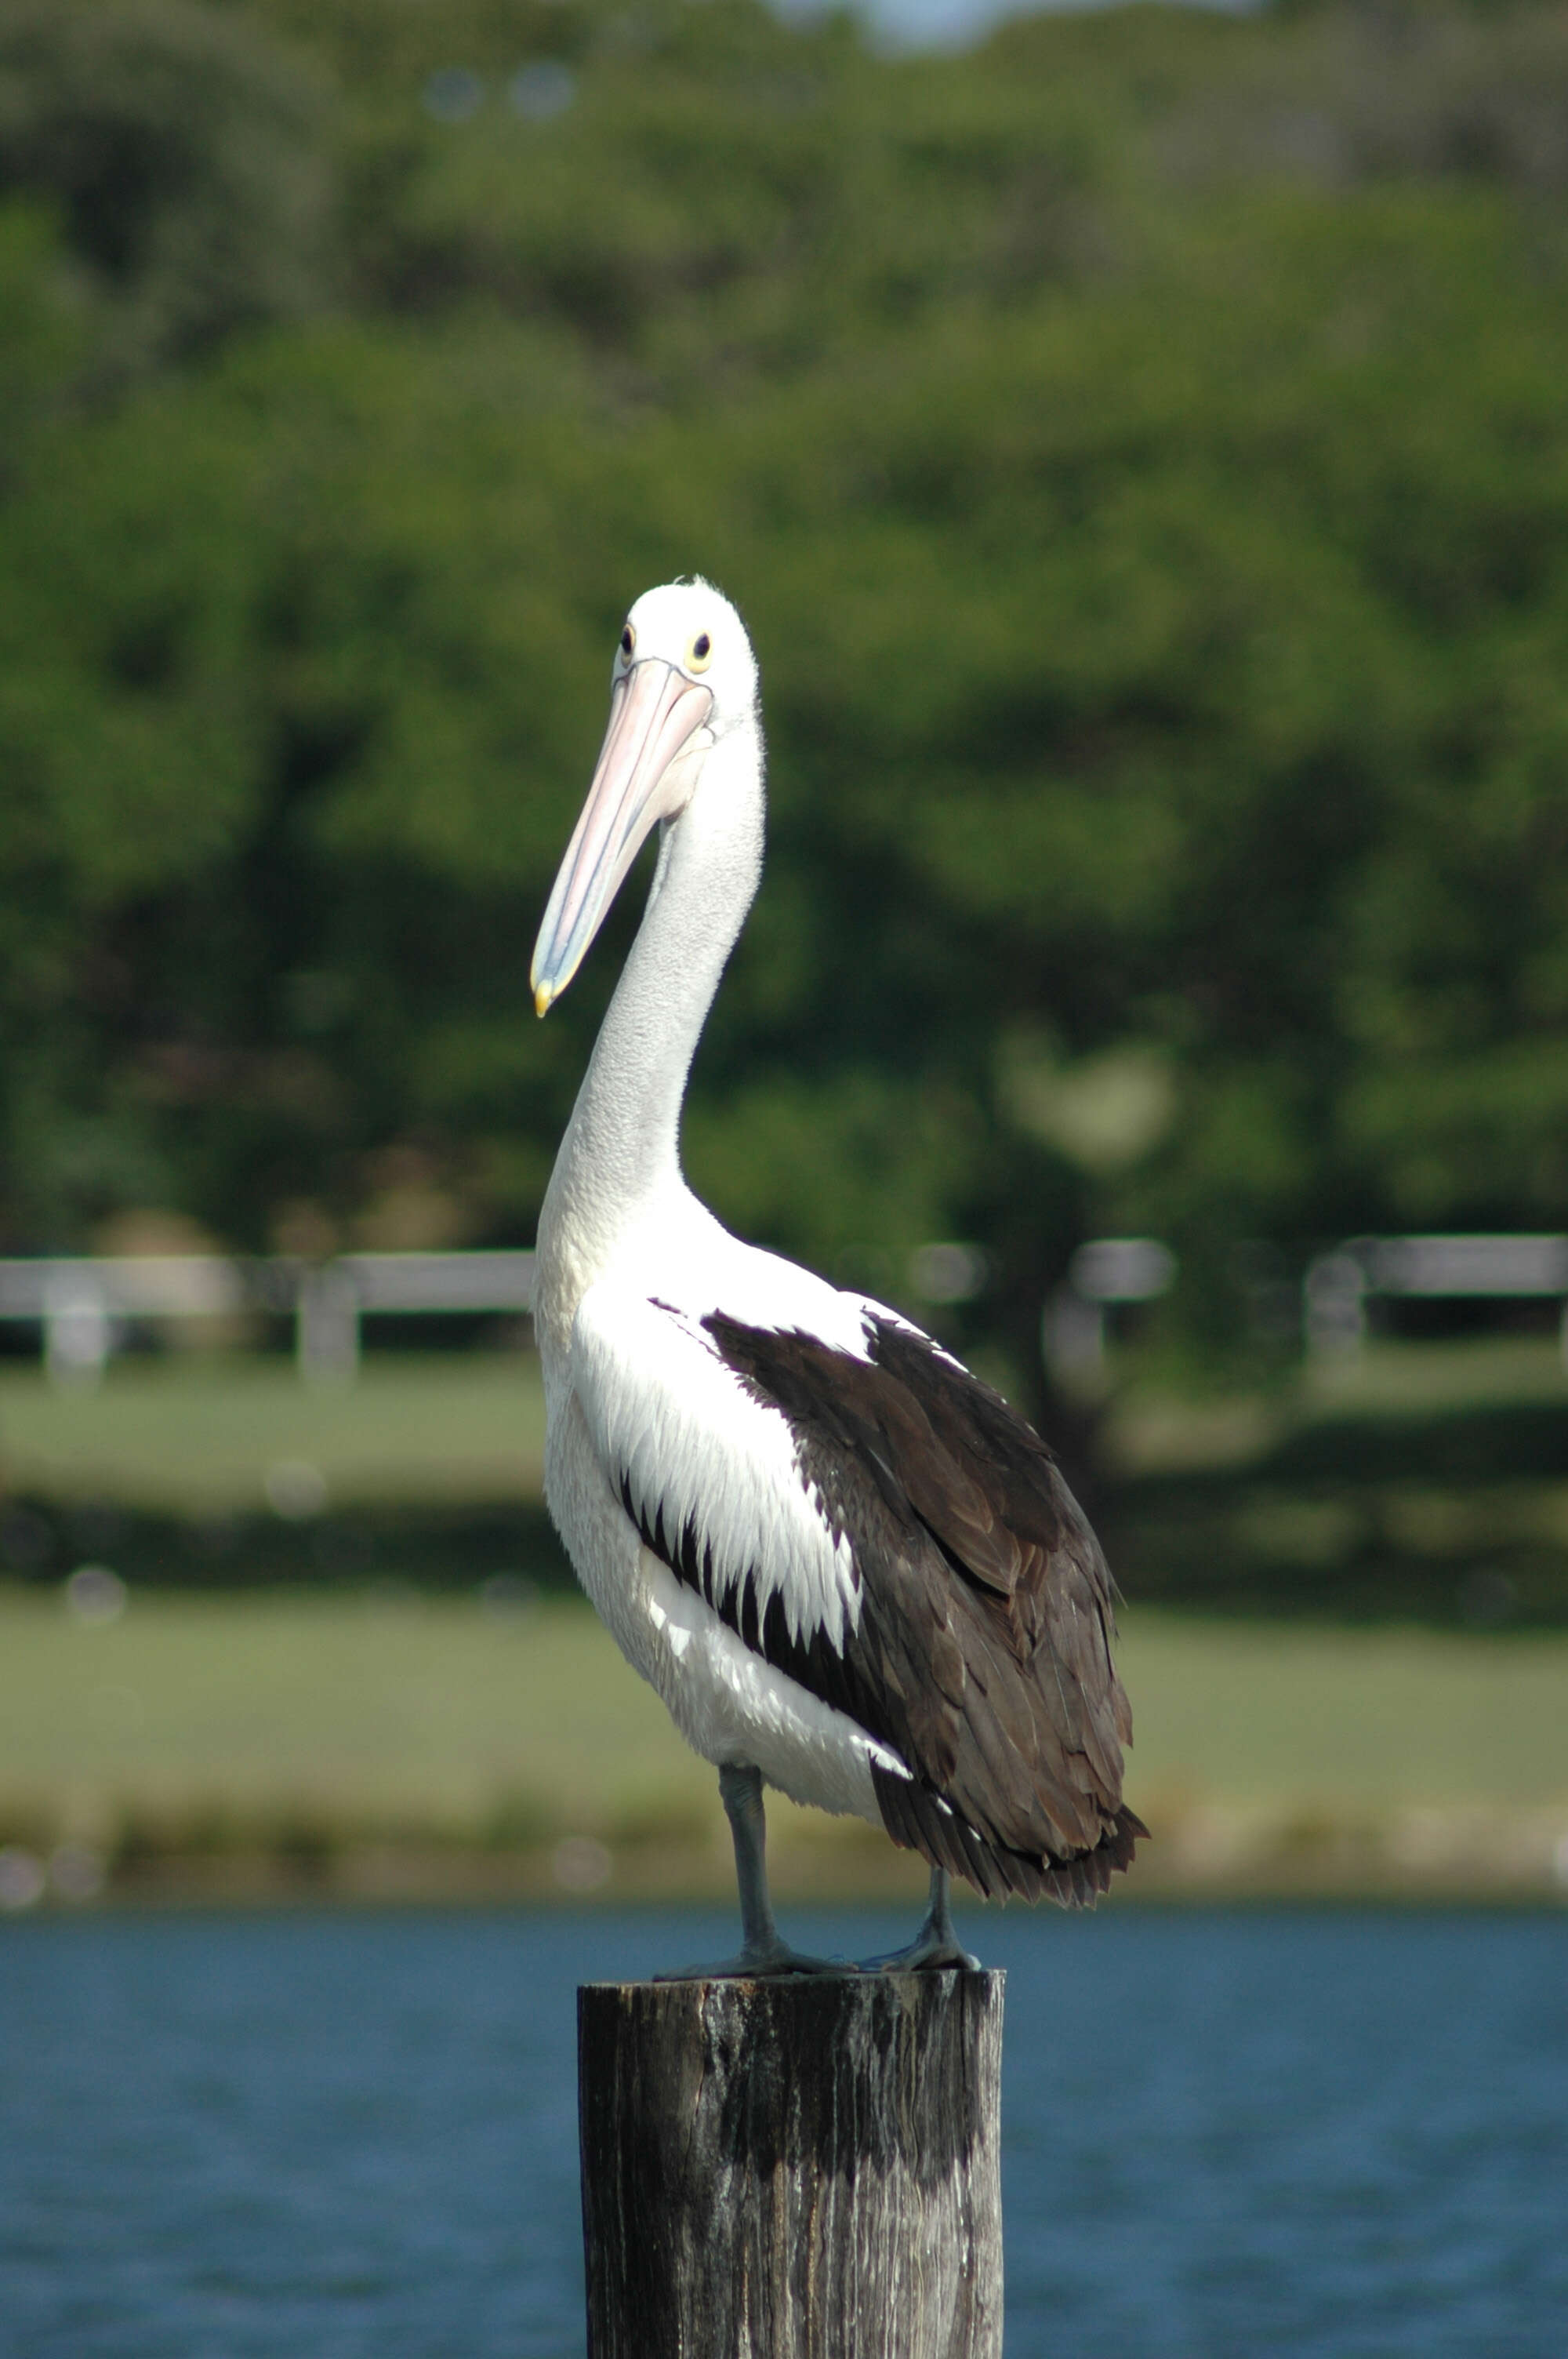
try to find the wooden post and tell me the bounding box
[579,1971,1004,2359]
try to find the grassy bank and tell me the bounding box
[0,1353,547,1517]
[1099,1336,1568,1625]
[4,1339,1567,1621]
[2,1586,1563,1910]
[2,1340,1565,1908]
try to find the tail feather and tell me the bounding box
[873,1765,1148,1910]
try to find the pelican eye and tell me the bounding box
[619,623,635,661]
[688,631,713,673]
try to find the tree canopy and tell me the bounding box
[3,0,1567,1397]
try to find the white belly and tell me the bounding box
[544,1390,904,1825]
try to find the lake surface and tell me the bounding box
[4,1906,1564,2357]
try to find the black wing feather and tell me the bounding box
[670,1306,1147,1909]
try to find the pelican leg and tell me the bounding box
[859,1864,981,1973]
[657,1765,855,1980]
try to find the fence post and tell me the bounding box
[296,1263,360,1383]
[42,1267,112,1388]
[579,1971,1004,2359]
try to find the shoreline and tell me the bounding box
[5,1798,1566,1917]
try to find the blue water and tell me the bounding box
[3,1906,1564,2357]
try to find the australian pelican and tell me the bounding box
[531,580,1144,1973]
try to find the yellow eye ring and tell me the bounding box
[619,622,635,662]
[687,631,713,674]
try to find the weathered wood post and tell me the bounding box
[579,1971,1004,2358]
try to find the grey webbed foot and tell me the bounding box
[858,1865,981,1973]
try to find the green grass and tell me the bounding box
[1094,1336,1568,1626]
[2,1585,1564,1905]
[1305,1336,1568,1416]
[0,1351,547,1515]
[5,1334,1562,1519]
[0,1588,691,1831]
[1102,1335,1568,1474]
[1115,1612,1568,1807]
[2,1338,1566,1902]
[2,1333,1562,1518]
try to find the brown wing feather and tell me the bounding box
[702,1308,1147,1907]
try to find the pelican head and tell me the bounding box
[531,578,757,1015]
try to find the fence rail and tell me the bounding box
[5,1234,1566,1389]
[1303,1234,1568,1361]
[0,1251,537,1386]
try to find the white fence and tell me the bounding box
[1044,1231,1568,1380]
[0,1251,536,1387]
[1042,1238,1178,1380]
[5,1234,1566,1390]
[1304,1234,1568,1361]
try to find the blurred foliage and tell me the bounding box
[3,0,1568,1401]
[0,0,335,376]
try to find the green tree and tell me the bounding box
[3,0,1568,1410]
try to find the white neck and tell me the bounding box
[534,718,764,1360]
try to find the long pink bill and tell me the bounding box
[531,661,713,1014]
